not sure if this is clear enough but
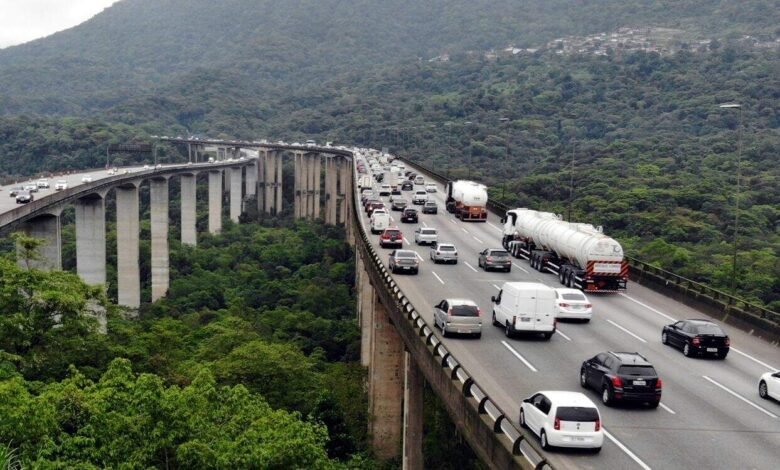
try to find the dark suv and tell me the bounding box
[580,352,662,408]
[401,207,418,223]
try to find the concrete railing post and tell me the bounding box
[368,292,404,459]
[180,173,197,246]
[208,170,222,234]
[150,177,170,302]
[75,194,106,285]
[230,166,242,222]
[403,352,424,470]
[116,184,140,308]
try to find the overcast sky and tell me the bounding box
[0,0,120,49]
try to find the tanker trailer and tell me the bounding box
[529,222,628,292]
[500,209,562,258]
[445,180,488,221]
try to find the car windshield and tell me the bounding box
[618,365,656,376]
[556,407,599,422]
[692,323,724,335]
[439,245,455,251]
[561,293,587,301]
[490,250,509,257]
[450,304,479,317]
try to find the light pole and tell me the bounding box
[718,103,743,295]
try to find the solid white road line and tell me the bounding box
[487,222,502,232]
[464,261,478,272]
[607,319,647,343]
[492,284,501,290]
[415,252,425,262]
[512,262,529,273]
[473,236,483,244]
[449,219,457,224]
[618,293,677,322]
[659,402,676,415]
[501,341,538,372]
[556,329,572,341]
[432,272,445,285]
[461,227,469,234]
[422,221,428,227]
[403,237,411,245]
[702,375,778,419]
[730,347,778,372]
[603,428,652,470]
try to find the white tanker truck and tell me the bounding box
[445,180,488,222]
[501,208,628,292]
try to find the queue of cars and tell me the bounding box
[357,155,776,457]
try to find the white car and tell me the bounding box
[414,227,438,245]
[553,288,593,322]
[378,184,391,196]
[81,175,93,183]
[520,391,603,452]
[425,183,437,193]
[430,242,458,264]
[37,179,50,189]
[759,371,780,401]
[54,180,68,191]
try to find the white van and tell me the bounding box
[370,209,390,234]
[358,175,372,189]
[491,282,556,339]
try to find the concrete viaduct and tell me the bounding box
[0,140,549,470]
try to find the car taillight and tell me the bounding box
[595,418,601,431]
[559,303,570,308]
[476,308,482,316]
[486,256,494,261]
[554,416,561,430]
[692,336,701,346]
[724,337,730,347]
[656,378,663,389]
[447,308,452,316]
[611,376,623,388]
[585,303,592,308]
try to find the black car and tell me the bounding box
[401,208,418,223]
[374,173,384,182]
[662,319,730,359]
[15,191,34,204]
[580,352,662,408]
[391,198,408,211]
[401,181,413,191]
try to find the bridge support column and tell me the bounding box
[337,158,349,225]
[230,166,242,222]
[368,293,404,459]
[344,160,355,244]
[116,184,140,308]
[274,152,283,215]
[312,154,321,219]
[294,152,303,218]
[75,195,106,284]
[357,255,373,367]
[150,178,169,302]
[245,161,257,197]
[403,352,424,470]
[262,150,274,215]
[18,211,62,271]
[208,170,222,234]
[180,174,197,246]
[324,157,335,224]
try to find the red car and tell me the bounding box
[379,228,404,248]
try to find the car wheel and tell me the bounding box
[580,369,588,388]
[441,322,449,338]
[504,322,513,338]
[474,332,482,339]
[661,331,668,345]
[582,318,591,323]
[683,342,692,357]
[540,430,551,450]
[592,447,602,454]
[492,311,500,327]
[542,332,553,340]
[649,400,660,409]
[519,408,527,428]
[602,385,613,406]
[759,381,769,399]
[453,260,457,264]
[717,349,728,360]
[506,267,511,273]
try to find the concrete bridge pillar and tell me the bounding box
[180,173,197,246]
[403,353,424,470]
[312,154,322,219]
[357,255,373,367]
[337,159,349,225]
[18,210,63,271]
[323,157,334,224]
[75,194,106,284]
[294,152,303,218]
[275,152,283,215]
[230,166,242,222]
[368,292,404,459]
[345,160,355,243]
[208,170,222,234]
[245,161,257,197]
[116,184,140,308]
[150,177,170,302]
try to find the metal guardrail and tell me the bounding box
[352,158,552,470]
[394,155,779,334]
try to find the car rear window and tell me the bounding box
[439,246,455,251]
[396,251,417,258]
[421,229,437,235]
[561,293,586,301]
[450,304,479,317]
[490,250,509,257]
[556,407,599,422]
[385,230,400,236]
[617,365,656,376]
[692,323,724,335]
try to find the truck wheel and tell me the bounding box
[559,270,566,284]
[504,322,513,339]
[542,332,553,340]
[492,311,500,327]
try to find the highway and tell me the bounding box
[356,161,780,469]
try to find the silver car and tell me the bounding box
[434,299,482,338]
[414,227,438,245]
[430,242,458,264]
